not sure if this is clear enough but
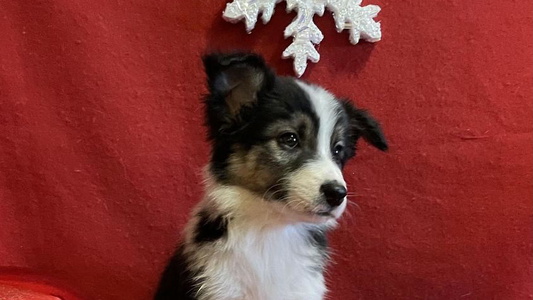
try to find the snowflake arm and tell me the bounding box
[282,36,321,77]
[327,0,381,44]
[222,0,281,32]
[282,0,326,76]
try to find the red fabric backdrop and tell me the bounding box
[0,1,531,299]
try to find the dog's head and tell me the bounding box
[203,52,387,223]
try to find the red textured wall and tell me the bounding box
[0,1,531,299]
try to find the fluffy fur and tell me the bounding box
[155,52,387,300]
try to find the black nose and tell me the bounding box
[320,182,347,207]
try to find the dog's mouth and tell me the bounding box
[269,192,346,223]
[315,200,347,220]
[300,204,343,221]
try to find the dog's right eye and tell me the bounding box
[277,132,299,149]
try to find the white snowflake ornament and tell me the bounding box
[223,0,382,77]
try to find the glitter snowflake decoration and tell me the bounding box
[223,0,382,77]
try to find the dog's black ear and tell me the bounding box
[341,100,388,151]
[202,52,274,135]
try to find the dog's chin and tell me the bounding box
[301,213,337,225]
[284,210,336,225]
[270,200,346,226]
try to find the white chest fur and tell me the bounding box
[188,222,327,300]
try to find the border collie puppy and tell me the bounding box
[155,52,387,300]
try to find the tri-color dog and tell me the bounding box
[155,52,387,300]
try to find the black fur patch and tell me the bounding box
[154,246,197,300]
[308,228,328,253]
[307,228,329,272]
[339,99,388,152]
[193,210,228,244]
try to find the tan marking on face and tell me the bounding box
[225,113,317,197]
[226,144,280,194]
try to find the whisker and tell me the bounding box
[346,200,362,211]
[340,208,357,226]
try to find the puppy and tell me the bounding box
[154,52,387,300]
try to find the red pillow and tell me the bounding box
[0,274,85,300]
[0,283,61,300]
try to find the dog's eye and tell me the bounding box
[278,132,299,149]
[333,143,344,156]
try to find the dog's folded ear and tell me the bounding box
[202,52,275,135]
[341,100,388,151]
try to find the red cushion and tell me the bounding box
[0,283,61,300]
[0,275,85,300]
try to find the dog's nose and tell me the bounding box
[320,182,347,207]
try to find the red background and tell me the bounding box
[0,1,532,299]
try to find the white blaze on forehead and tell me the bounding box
[295,80,340,159]
[295,80,346,188]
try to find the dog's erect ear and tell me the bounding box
[341,100,388,151]
[202,53,274,134]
